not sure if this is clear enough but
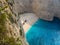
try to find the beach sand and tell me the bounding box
[20,13,39,33]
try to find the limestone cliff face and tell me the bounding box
[32,0,60,21]
[0,0,28,45]
[7,0,60,21]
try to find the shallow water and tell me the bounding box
[26,17,60,45]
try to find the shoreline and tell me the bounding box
[20,13,39,33]
[25,19,38,34]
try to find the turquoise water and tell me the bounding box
[26,17,60,45]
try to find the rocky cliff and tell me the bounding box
[0,0,28,45]
[0,0,60,45]
[7,0,60,21]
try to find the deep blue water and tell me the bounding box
[26,17,60,45]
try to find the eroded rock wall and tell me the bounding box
[0,0,28,45]
[7,0,60,21]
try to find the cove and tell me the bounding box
[26,17,60,45]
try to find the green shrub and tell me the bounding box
[0,4,21,45]
[8,13,17,24]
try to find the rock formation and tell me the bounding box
[7,0,60,21]
[0,0,28,45]
[1,0,60,45]
[32,0,60,21]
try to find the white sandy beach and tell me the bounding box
[20,13,39,33]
